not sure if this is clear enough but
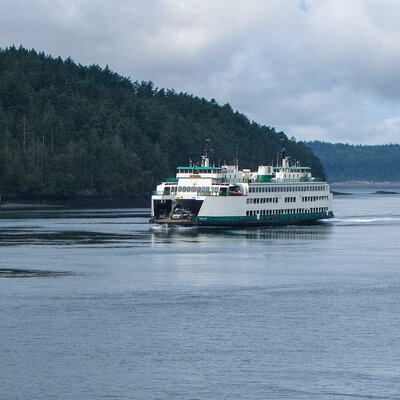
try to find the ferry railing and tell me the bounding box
[153,190,239,197]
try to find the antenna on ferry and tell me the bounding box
[201,138,211,167]
[281,139,286,160]
[234,143,239,171]
[205,138,211,157]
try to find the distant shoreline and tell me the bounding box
[330,181,400,186]
[2,183,400,210]
[0,197,149,210]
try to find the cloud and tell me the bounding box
[1,0,400,144]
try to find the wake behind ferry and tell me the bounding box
[150,143,334,227]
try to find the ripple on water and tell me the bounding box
[0,268,72,278]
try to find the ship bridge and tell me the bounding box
[176,166,224,179]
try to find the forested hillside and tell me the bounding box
[0,46,324,201]
[306,141,400,182]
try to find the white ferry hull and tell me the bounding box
[151,186,334,227]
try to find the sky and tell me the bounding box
[1,0,400,145]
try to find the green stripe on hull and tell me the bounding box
[194,212,334,227]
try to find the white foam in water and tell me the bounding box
[175,225,197,231]
[149,224,169,231]
[334,216,400,224]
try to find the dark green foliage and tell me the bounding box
[305,141,400,182]
[0,46,325,200]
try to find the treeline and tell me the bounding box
[0,46,324,201]
[305,141,400,182]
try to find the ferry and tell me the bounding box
[150,143,334,227]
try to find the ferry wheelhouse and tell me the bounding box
[150,147,334,227]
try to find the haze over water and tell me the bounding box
[1,189,400,399]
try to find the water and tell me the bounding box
[1,190,400,399]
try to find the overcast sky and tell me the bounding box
[1,0,400,144]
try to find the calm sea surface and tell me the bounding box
[1,188,400,399]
